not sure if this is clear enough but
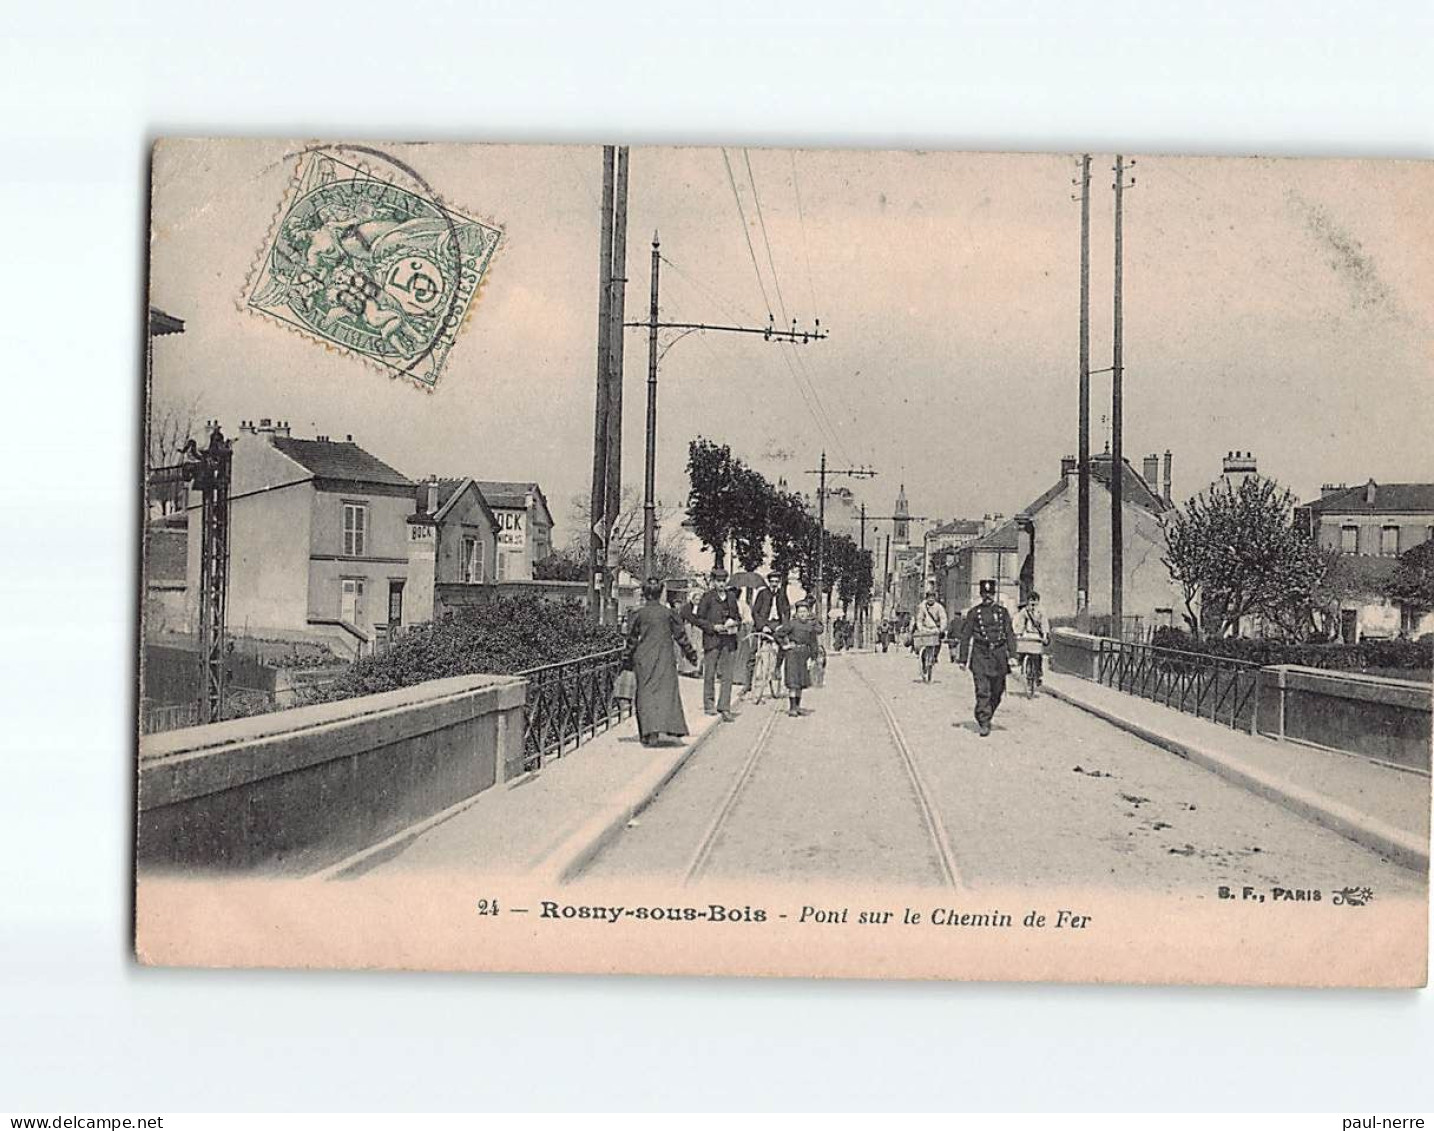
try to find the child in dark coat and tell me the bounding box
[778,601,823,717]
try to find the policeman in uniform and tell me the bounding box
[956,579,1017,736]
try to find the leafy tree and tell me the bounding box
[1278,546,1353,642]
[767,488,817,580]
[1160,475,1329,640]
[730,464,773,571]
[1386,539,1434,618]
[686,438,739,569]
[825,534,875,613]
[685,437,777,571]
[533,545,588,582]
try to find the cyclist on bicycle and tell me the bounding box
[912,590,948,683]
[1014,590,1052,695]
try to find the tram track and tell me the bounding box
[849,659,963,890]
[682,706,781,886]
[682,657,962,890]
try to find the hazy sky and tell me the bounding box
[150,141,1433,547]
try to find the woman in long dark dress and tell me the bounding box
[778,600,824,717]
[626,577,698,746]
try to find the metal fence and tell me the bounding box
[140,689,280,735]
[520,647,631,773]
[1095,638,1261,732]
[141,700,199,735]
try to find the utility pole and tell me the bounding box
[588,146,615,622]
[1076,153,1092,621]
[642,236,661,577]
[858,502,868,647]
[882,534,891,615]
[603,146,629,623]
[802,452,876,622]
[628,237,826,573]
[1110,154,1135,637]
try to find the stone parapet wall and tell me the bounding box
[138,673,526,873]
[1257,666,1431,773]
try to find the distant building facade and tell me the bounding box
[943,452,1180,637]
[477,481,555,582]
[185,420,415,658]
[937,520,1021,618]
[1296,479,1434,640]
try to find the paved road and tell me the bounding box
[581,649,1425,896]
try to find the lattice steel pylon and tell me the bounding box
[154,423,234,724]
[191,425,233,724]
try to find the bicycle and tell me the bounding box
[1020,649,1045,697]
[750,629,783,704]
[913,631,941,683]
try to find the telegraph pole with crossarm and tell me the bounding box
[627,232,827,576]
[803,451,876,622]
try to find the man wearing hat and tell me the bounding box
[955,579,1018,736]
[748,569,792,687]
[750,570,791,634]
[695,566,742,720]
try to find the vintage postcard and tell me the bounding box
[137,139,1431,986]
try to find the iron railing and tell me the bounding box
[141,700,199,735]
[520,647,631,773]
[1095,638,1261,732]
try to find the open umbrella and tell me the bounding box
[727,571,766,590]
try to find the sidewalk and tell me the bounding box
[1044,672,1430,872]
[319,673,725,883]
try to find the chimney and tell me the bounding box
[273,419,290,438]
[259,417,271,428]
[238,419,257,435]
[1364,479,1377,506]
[427,476,440,515]
[1162,450,1173,503]
[1222,450,1257,478]
[1320,482,1347,499]
[345,434,354,442]
[1142,454,1160,488]
[1060,454,1077,477]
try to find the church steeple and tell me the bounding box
[894,483,910,546]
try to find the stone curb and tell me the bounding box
[535,713,728,885]
[317,709,726,883]
[1043,683,1430,875]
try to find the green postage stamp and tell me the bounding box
[246,147,502,388]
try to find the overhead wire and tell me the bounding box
[791,150,821,317]
[660,253,836,457]
[715,150,850,462]
[744,148,792,326]
[742,149,854,465]
[720,147,775,318]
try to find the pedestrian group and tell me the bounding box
[623,567,1050,745]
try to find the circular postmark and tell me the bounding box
[249,144,501,385]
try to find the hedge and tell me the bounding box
[1149,627,1433,672]
[306,596,623,703]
